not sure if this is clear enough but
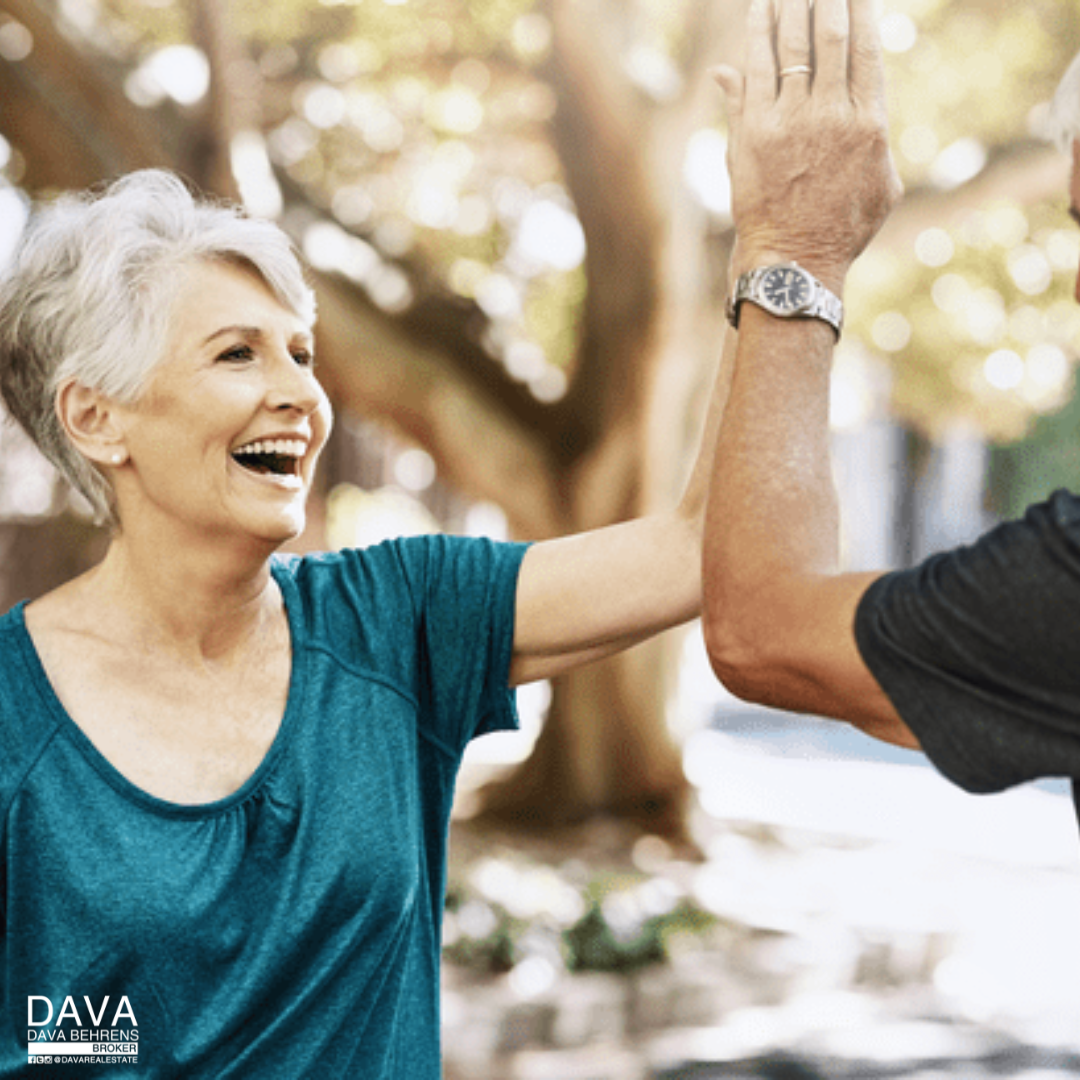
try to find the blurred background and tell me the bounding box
[2,0,1080,1075]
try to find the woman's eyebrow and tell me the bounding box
[201,325,314,349]
[202,324,264,347]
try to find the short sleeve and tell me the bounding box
[854,490,1080,794]
[395,534,529,754]
[283,535,528,759]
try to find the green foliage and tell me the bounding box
[524,266,586,373]
[563,903,667,973]
[990,387,1080,518]
[443,884,524,974]
[97,0,190,48]
[859,0,1080,442]
[846,197,1080,441]
[444,864,718,977]
[884,0,1079,185]
[562,896,716,975]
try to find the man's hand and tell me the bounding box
[714,0,902,291]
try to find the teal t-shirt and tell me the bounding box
[0,535,527,1078]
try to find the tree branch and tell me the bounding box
[537,0,667,462]
[874,140,1071,251]
[312,273,566,538]
[0,0,171,190]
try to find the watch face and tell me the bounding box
[760,266,812,314]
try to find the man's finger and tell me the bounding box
[712,65,746,118]
[776,0,813,99]
[812,0,851,102]
[713,65,747,175]
[744,0,780,112]
[849,0,889,112]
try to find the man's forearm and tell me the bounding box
[701,296,912,741]
[703,301,841,663]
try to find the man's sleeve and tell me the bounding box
[854,489,1080,793]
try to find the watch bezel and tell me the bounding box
[755,264,815,317]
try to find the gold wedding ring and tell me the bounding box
[779,65,813,77]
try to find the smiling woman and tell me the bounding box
[0,169,731,1076]
[0,171,317,528]
[88,258,332,548]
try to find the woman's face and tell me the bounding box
[115,259,332,548]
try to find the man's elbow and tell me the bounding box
[703,596,925,754]
[702,585,843,715]
[702,608,780,707]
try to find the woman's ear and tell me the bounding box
[55,379,128,467]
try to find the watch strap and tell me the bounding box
[726,263,843,339]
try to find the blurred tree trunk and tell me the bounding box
[0,516,108,611]
[473,0,733,839]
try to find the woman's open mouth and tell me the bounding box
[231,438,306,482]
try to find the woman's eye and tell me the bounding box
[218,345,254,363]
[292,349,315,368]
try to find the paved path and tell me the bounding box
[444,737,1080,1080]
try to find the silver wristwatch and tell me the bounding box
[726,262,843,339]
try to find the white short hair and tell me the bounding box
[0,169,316,525]
[1048,50,1080,150]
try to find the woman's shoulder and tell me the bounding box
[273,538,433,631]
[19,570,96,629]
[0,595,65,806]
[19,576,103,670]
[273,536,526,653]
[276,535,526,608]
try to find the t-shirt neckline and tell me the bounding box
[11,559,307,819]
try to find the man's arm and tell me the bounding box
[701,0,916,748]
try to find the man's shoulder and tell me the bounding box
[1026,488,1080,535]
[980,488,1080,583]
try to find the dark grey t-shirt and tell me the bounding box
[854,490,1080,818]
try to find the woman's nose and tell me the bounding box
[267,352,324,415]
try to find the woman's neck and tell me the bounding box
[71,531,283,664]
